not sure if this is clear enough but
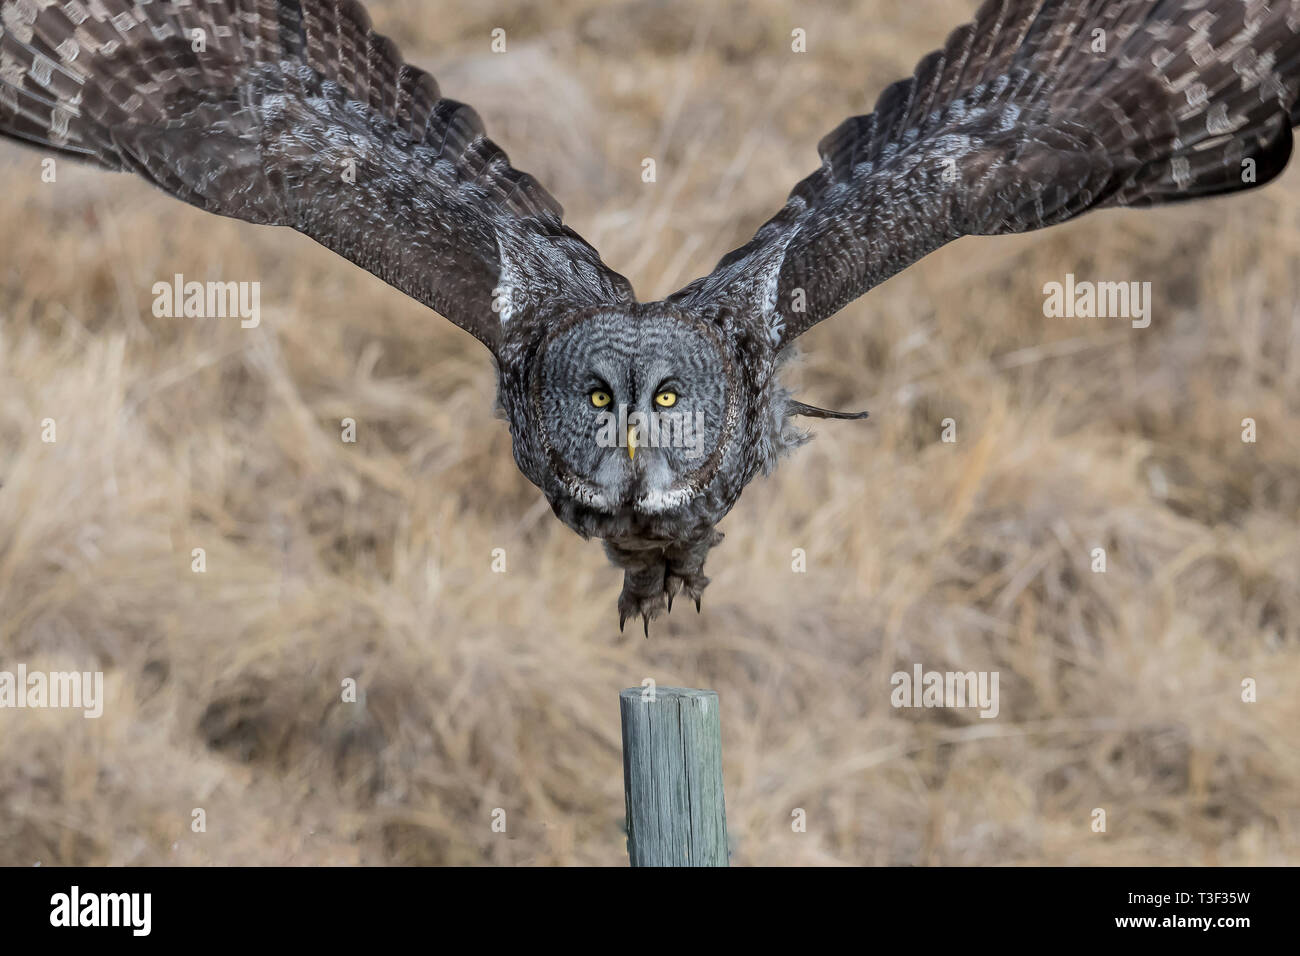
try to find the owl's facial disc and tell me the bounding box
[534,307,735,514]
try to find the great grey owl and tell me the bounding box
[3,0,1299,633]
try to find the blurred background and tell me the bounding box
[1,0,1298,865]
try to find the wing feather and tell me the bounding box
[669,0,1300,348]
[0,0,633,351]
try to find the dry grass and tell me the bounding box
[2,0,1299,865]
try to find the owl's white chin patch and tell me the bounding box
[634,486,696,513]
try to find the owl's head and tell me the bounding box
[523,304,742,525]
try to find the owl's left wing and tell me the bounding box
[0,0,633,353]
[668,0,1300,349]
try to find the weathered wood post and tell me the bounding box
[619,685,729,866]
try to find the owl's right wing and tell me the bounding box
[668,0,1300,350]
[0,0,633,353]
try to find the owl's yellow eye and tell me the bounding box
[590,390,612,408]
[655,391,677,408]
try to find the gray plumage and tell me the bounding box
[3,0,1299,631]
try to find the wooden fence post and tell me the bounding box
[619,685,729,866]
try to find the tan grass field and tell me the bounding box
[1,0,1298,866]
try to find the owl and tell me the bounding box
[3,0,1299,633]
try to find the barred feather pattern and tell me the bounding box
[0,0,633,350]
[669,0,1300,348]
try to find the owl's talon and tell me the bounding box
[664,566,709,617]
[617,574,667,636]
[664,574,683,613]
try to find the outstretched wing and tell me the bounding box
[0,0,633,351]
[669,0,1300,349]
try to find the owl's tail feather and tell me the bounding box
[788,400,870,421]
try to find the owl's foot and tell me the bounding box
[608,530,722,635]
[664,567,709,614]
[617,565,710,635]
[618,564,667,638]
[663,531,719,615]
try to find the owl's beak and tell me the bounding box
[627,425,638,460]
